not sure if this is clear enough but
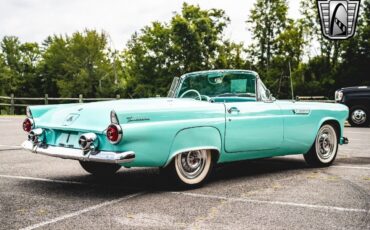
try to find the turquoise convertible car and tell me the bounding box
[22,70,349,187]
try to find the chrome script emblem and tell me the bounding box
[63,113,80,126]
[126,116,150,122]
[317,0,360,40]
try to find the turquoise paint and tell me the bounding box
[28,70,349,168]
[225,101,284,152]
[167,126,222,165]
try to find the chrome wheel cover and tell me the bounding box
[351,109,367,125]
[175,150,207,179]
[315,125,337,163]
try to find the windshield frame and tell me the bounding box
[168,70,266,102]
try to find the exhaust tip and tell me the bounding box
[28,128,44,143]
[79,133,98,150]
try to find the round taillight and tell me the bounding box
[23,118,33,132]
[106,124,122,144]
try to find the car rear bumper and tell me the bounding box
[21,140,135,164]
[340,137,349,145]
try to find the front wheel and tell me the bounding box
[162,149,214,188]
[79,161,121,176]
[304,124,338,167]
[348,106,369,127]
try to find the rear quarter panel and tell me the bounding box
[117,102,225,167]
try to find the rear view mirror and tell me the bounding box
[208,73,224,84]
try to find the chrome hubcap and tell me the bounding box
[315,125,337,163]
[176,150,207,179]
[351,109,366,124]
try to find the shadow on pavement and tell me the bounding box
[13,157,315,196]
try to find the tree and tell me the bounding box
[0,36,41,96]
[122,3,231,98]
[335,0,370,88]
[247,0,288,73]
[40,30,123,98]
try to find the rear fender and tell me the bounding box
[29,104,78,119]
[165,126,222,166]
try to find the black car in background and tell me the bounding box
[335,86,370,127]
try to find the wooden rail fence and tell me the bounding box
[0,94,121,115]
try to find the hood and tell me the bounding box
[32,98,220,133]
[339,86,370,93]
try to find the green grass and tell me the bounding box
[0,115,25,117]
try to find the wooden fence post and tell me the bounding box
[79,94,83,103]
[116,94,120,99]
[10,94,15,115]
[44,94,48,105]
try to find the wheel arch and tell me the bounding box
[164,126,222,167]
[317,118,342,142]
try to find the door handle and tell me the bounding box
[228,107,240,114]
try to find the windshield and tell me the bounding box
[176,72,256,99]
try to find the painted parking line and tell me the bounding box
[0,174,142,191]
[332,165,370,170]
[344,131,370,135]
[342,144,370,146]
[0,144,22,149]
[339,148,370,152]
[172,192,369,214]
[20,192,144,230]
[0,174,89,185]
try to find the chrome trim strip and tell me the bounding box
[21,140,135,164]
[293,109,311,115]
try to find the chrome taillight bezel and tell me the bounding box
[106,123,122,144]
[23,118,34,133]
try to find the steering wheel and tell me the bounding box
[180,89,211,101]
[195,94,211,101]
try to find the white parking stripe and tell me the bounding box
[20,192,144,230]
[332,165,370,170]
[0,174,88,185]
[344,131,370,135]
[0,144,22,149]
[339,148,370,152]
[172,192,370,213]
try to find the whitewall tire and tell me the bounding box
[304,124,338,167]
[163,149,214,188]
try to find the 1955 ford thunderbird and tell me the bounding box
[22,70,349,187]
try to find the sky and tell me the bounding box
[0,0,301,50]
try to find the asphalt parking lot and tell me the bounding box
[0,117,369,230]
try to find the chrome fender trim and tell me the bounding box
[21,140,135,164]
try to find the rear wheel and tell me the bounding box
[349,106,369,127]
[79,161,121,176]
[162,149,214,188]
[304,124,338,167]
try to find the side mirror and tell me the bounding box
[266,89,271,98]
[265,89,276,101]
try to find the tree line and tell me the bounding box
[0,0,369,101]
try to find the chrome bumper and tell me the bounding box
[21,140,135,164]
[340,137,349,145]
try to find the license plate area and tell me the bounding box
[57,132,79,148]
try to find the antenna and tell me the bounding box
[289,62,294,101]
